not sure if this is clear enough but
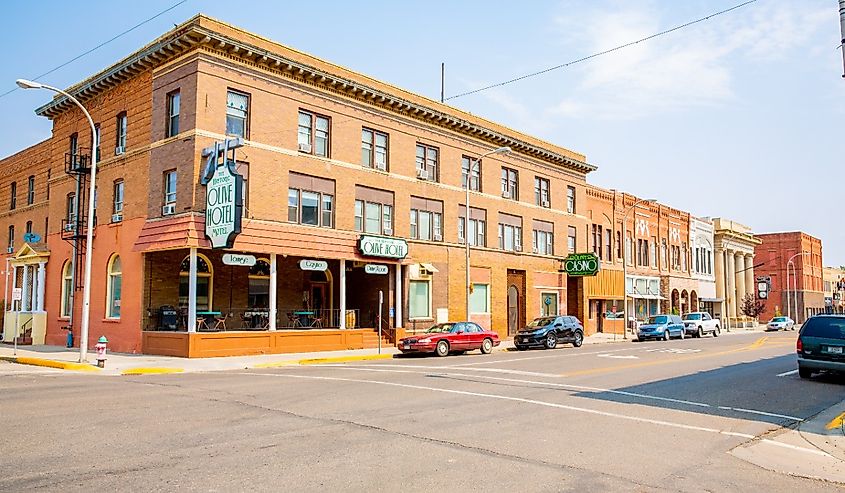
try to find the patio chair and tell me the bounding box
[213,313,229,331]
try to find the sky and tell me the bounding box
[1,0,843,265]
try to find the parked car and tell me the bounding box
[398,322,500,357]
[767,316,795,331]
[796,315,845,379]
[637,314,685,341]
[514,316,584,350]
[682,312,720,338]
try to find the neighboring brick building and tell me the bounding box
[754,232,824,323]
[823,266,845,314]
[1,15,599,356]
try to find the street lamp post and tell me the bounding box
[17,79,98,362]
[621,197,655,340]
[465,146,511,321]
[786,251,810,324]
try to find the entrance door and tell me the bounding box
[506,269,526,336]
[507,286,519,336]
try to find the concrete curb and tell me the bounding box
[0,356,100,372]
[121,367,185,376]
[798,398,845,462]
[254,353,395,368]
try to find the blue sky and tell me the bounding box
[2,0,843,265]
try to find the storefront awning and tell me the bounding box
[420,263,439,273]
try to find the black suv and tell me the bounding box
[514,316,584,350]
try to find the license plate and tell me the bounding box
[403,343,410,349]
[827,346,842,354]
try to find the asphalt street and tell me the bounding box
[1,331,843,492]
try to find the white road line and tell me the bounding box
[450,347,640,367]
[249,372,825,457]
[298,365,805,422]
[777,369,798,377]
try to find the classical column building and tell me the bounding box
[713,218,761,327]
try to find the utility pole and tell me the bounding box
[440,63,445,102]
[840,0,845,77]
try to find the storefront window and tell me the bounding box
[107,255,122,318]
[409,280,431,319]
[61,260,73,318]
[470,284,489,314]
[248,259,270,308]
[179,255,213,311]
[541,292,557,317]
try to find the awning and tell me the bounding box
[698,297,723,302]
[420,263,439,273]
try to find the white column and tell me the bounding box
[10,265,18,312]
[269,253,277,331]
[339,259,346,330]
[21,264,30,312]
[394,264,403,328]
[726,249,736,322]
[715,248,725,321]
[745,254,755,299]
[36,262,46,312]
[735,253,746,318]
[187,247,197,333]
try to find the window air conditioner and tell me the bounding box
[111,213,123,223]
[541,199,550,207]
[162,203,176,215]
[433,233,442,241]
[63,223,76,233]
[375,162,387,171]
[298,143,312,153]
[416,169,429,180]
[383,227,393,236]
[114,146,125,156]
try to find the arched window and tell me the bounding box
[61,260,73,318]
[248,259,270,308]
[106,255,122,318]
[179,254,213,311]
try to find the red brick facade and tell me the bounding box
[754,232,824,323]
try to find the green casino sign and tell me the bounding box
[562,253,600,277]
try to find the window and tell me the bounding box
[501,167,518,200]
[66,193,77,224]
[92,124,101,162]
[568,226,577,252]
[355,186,394,235]
[681,242,688,271]
[458,206,486,247]
[541,293,558,317]
[650,237,657,267]
[166,90,180,137]
[25,221,32,234]
[498,214,523,252]
[113,180,124,219]
[604,229,612,261]
[9,181,16,210]
[361,128,388,170]
[534,177,550,207]
[637,239,649,267]
[626,231,633,263]
[567,186,576,214]
[616,230,622,259]
[661,239,668,269]
[69,133,78,156]
[226,90,249,138]
[7,225,13,251]
[179,254,213,311]
[298,110,330,157]
[461,156,481,191]
[115,112,127,152]
[248,259,271,308]
[26,176,35,205]
[163,170,177,209]
[106,255,122,318]
[533,220,554,255]
[409,280,431,319]
[470,284,489,314]
[410,197,443,241]
[61,261,73,318]
[415,144,439,181]
[592,225,603,259]
[288,173,334,228]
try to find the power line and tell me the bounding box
[0,0,188,101]
[446,0,757,101]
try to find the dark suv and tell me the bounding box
[514,316,584,350]
[797,315,845,379]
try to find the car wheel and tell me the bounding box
[798,367,812,379]
[697,327,704,338]
[435,340,450,357]
[714,326,720,337]
[663,330,670,341]
[480,338,494,354]
[679,329,685,340]
[572,331,584,348]
[545,333,557,349]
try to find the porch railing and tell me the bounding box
[144,307,361,331]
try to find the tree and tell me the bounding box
[740,293,765,319]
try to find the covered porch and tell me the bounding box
[2,243,49,346]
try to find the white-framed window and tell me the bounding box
[355,199,393,235]
[115,112,127,151]
[458,217,486,247]
[106,254,122,319]
[533,230,554,255]
[362,128,388,170]
[166,90,180,137]
[567,186,576,213]
[534,177,550,207]
[409,279,431,319]
[164,170,177,207]
[469,283,489,314]
[569,226,577,253]
[501,167,518,200]
[27,175,35,205]
[113,180,124,217]
[498,223,523,252]
[226,90,249,138]
[410,209,443,241]
[61,260,73,318]
[288,189,334,228]
[298,110,330,157]
[415,143,439,181]
[179,254,213,311]
[461,156,481,191]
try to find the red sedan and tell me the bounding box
[398,322,500,357]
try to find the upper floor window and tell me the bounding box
[501,167,518,200]
[166,90,180,137]
[226,90,249,138]
[605,229,612,261]
[9,181,16,210]
[115,112,127,153]
[458,206,486,247]
[415,144,439,182]
[92,123,101,162]
[26,176,35,205]
[355,186,393,236]
[498,213,523,252]
[661,239,668,269]
[69,133,78,157]
[361,128,388,171]
[7,225,13,252]
[66,193,77,224]
[25,221,32,235]
[637,239,650,267]
[681,242,688,271]
[461,156,481,191]
[163,170,177,213]
[591,224,603,259]
[567,186,576,214]
[616,230,622,259]
[113,180,124,220]
[650,237,657,267]
[287,172,335,228]
[533,220,554,255]
[534,177,550,207]
[410,197,443,242]
[568,226,577,252]
[298,110,330,157]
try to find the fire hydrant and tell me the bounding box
[95,336,108,368]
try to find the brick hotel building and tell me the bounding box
[0,15,604,356]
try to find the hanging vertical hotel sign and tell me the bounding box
[202,138,244,249]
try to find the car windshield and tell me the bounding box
[801,318,845,339]
[683,314,701,321]
[425,324,453,334]
[528,317,556,328]
[648,316,669,325]
[772,317,787,322]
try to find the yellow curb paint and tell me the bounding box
[121,368,184,375]
[253,361,299,369]
[825,412,845,430]
[5,356,100,372]
[254,354,395,368]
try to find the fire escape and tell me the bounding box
[60,147,96,291]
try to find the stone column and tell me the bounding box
[745,254,755,300]
[735,253,746,318]
[726,249,736,323]
[715,248,725,320]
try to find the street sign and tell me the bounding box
[756,276,770,299]
[299,259,328,271]
[364,264,388,275]
[562,253,600,277]
[222,254,256,266]
[11,287,22,301]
